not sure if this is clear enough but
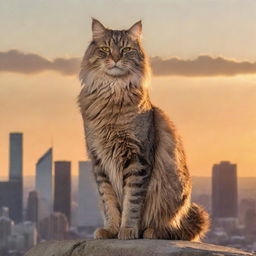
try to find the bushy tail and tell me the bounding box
[166,203,210,241]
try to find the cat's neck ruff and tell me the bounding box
[79,69,152,111]
[81,69,147,95]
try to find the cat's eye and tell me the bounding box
[122,47,132,53]
[100,47,110,52]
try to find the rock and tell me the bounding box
[25,239,254,256]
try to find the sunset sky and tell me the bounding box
[0,0,256,177]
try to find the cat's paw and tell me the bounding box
[94,227,117,239]
[143,228,157,239]
[118,226,139,240]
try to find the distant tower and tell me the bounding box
[35,148,53,220]
[244,208,256,234]
[239,198,256,225]
[3,133,23,223]
[0,215,14,247]
[27,191,38,224]
[14,221,37,251]
[54,161,71,224]
[39,212,68,240]
[78,161,102,228]
[0,133,23,223]
[0,207,9,218]
[212,161,238,219]
[9,133,23,181]
[0,181,23,223]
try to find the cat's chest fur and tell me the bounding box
[80,78,146,200]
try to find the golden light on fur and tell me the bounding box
[78,19,209,241]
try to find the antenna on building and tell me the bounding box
[50,136,54,149]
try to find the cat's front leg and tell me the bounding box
[93,165,121,239]
[118,155,151,240]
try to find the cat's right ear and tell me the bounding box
[92,18,106,40]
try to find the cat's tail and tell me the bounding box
[166,203,210,241]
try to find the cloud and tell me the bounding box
[1,50,256,77]
[0,50,80,75]
[151,55,256,76]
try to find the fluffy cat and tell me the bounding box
[78,19,209,240]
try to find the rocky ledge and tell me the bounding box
[25,239,255,256]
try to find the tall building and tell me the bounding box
[78,161,102,228]
[0,181,23,223]
[39,212,68,240]
[0,133,24,223]
[35,148,53,220]
[9,133,23,181]
[0,207,9,218]
[192,194,211,214]
[26,191,38,224]
[244,208,256,234]
[239,198,256,225]
[0,216,14,248]
[212,161,238,219]
[54,161,71,224]
[14,221,37,251]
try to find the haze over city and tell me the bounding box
[1,0,256,177]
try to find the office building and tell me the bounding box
[35,148,53,220]
[239,198,256,225]
[26,191,38,224]
[0,181,23,223]
[54,161,71,224]
[9,133,23,181]
[78,161,102,228]
[39,212,68,240]
[0,207,9,218]
[14,221,37,251]
[0,133,24,223]
[0,216,14,247]
[212,161,238,219]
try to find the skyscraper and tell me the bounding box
[54,161,71,224]
[26,191,38,224]
[0,207,9,218]
[239,198,256,225]
[0,215,14,248]
[9,133,23,181]
[39,212,68,240]
[0,133,24,223]
[212,161,238,219]
[0,181,23,223]
[35,148,53,220]
[14,221,37,251]
[78,161,102,228]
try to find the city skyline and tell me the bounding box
[0,131,256,178]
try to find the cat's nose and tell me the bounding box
[111,50,120,63]
[112,56,120,63]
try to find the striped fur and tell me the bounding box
[78,19,209,240]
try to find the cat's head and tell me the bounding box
[80,19,149,85]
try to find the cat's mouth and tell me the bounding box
[105,66,127,77]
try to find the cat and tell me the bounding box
[78,18,209,241]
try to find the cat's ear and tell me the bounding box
[91,18,106,40]
[128,20,142,40]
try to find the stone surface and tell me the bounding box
[25,239,255,256]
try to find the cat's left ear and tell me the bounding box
[128,20,142,40]
[92,18,106,40]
